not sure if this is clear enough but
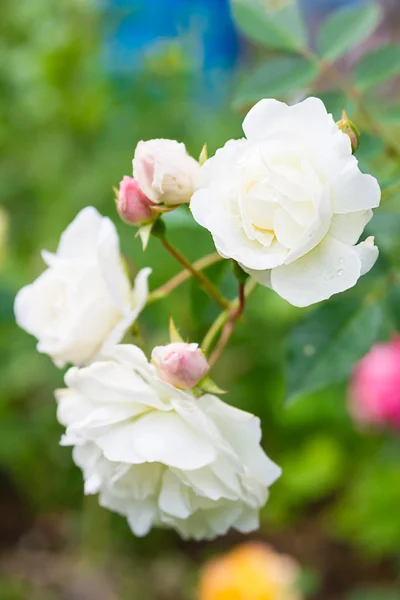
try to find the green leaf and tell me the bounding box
[231,0,306,51]
[163,208,197,229]
[286,297,384,402]
[199,142,208,165]
[318,3,381,61]
[316,91,351,120]
[355,44,400,90]
[197,375,227,395]
[233,56,317,109]
[169,316,184,343]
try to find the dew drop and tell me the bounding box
[325,270,335,281]
[338,257,344,265]
[337,269,344,277]
[303,344,316,357]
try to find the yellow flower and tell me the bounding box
[198,542,302,600]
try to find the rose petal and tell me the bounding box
[271,235,362,307]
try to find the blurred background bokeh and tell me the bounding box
[1,0,400,598]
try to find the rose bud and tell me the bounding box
[117,176,155,226]
[151,342,209,389]
[349,336,400,430]
[133,139,200,206]
[337,108,360,154]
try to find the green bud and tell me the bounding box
[336,108,360,154]
[232,260,249,284]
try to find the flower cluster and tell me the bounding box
[57,345,281,539]
[14,96,381,540]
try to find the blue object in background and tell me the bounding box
[104,0,379,102]
[104,0,239,101]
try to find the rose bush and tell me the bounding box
[13,96,386,543]
[56,344,281,539]
[191,97,381,307]
[14,207,150,367]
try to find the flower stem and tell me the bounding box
[147,252,223,305]
[160,237,230,309]
[208,282,246,367]
[208,320,236,368]
[201,310,231,355]
[202,279,257,367]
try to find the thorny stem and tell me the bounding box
[202,279,257,367]
[147,252,223,305]
[160,237,230,310]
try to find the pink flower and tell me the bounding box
[117,176,155,226]
[349,336,400,429]
[133,139,200,206]
[151,342,209,389]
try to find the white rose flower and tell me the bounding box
[14,207,151,367]
[133,139,200,206]
[56,344,281,540]
[190,97,381,307]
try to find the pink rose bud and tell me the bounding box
[349,336,400,429]
[133,139,200,206]
[117,176,155,226]
[151,342,209,389]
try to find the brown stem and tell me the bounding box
[147,252,222,304]
[208,320,235,367]
[160,237,230,310]
[208,282,246,367]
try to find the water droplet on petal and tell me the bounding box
[338,257,344,265]
[337,269,344,277]
[325,270,335,281]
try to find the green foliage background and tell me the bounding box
[1,0,400,598]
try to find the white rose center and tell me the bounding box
[239,156,327,256]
